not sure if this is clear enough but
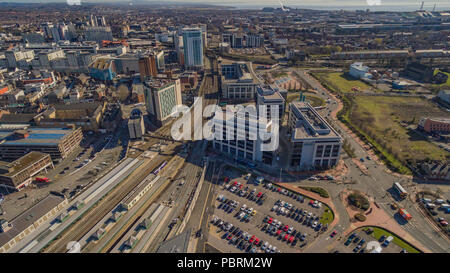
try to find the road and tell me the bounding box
[186,160,222,252]
[292,68,450,252]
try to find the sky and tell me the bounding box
[2,0,450,11]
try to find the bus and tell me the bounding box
[398,208,412,221]
[393,182,408,200]
[35,177,50,183]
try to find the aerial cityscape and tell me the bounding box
[0,0,449,258]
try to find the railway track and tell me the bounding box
[100,177,170,253]
[41,154,173,253]
[96,154,186,253]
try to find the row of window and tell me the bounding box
[214,142,254,161]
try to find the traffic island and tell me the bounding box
[341,190,430,253]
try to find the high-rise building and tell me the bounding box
[156,51,165,72]
[144,78,182,126]
[85,27,113,43]
[138,55,158,81]
[198,24,208,49]
[40,22,54,39]
[182,28,204,69]
[256,84,286,122]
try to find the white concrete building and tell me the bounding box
[349,62,370,79]
[220,62,258,102]
[256,84,286,122]
[287,102,342,170]
[211,107,276,165]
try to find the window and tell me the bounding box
[315,145,324,157]
[332,145,340,157]
[314,159,321,167]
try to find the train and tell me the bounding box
[153,161,168,175]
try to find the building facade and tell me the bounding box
[211,109,276,165]
[0,127,83,161]
[182,28,204,69]
[144,79,182,126]
[220,62,258,102]
[287,102,342,170]
[0,152,54,190]
[418,117,450,134]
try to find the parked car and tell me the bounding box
[382,236,394,247]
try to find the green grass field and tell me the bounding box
[319,208,334,225]
[350,96,450,163]
[364,227,420,253]
[315,72,379,93]
[286,92,325,108]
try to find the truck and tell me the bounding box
[398,208,412,221]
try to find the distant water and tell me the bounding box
[215,3,450,11]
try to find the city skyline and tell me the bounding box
[1,0,450,11]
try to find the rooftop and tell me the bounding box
[0,127,77,146]
[220,61,257,84]
[0,193,66,247]
[257,84,285,102]
[290,102,341,141]
[0,151,50,177]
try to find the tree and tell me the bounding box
[117,84,129,103]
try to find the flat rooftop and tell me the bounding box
[257,85,285,102]
[0,151,50,177]
[290,102,340,141]
[220,62,257,83]
[145,78,176,90]
[0,127,77,146]
[0,194,66,247]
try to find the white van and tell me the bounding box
[435,199,445,204]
